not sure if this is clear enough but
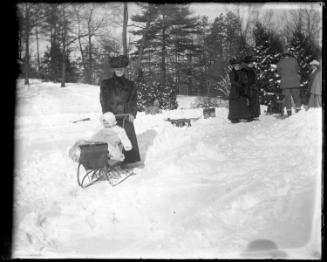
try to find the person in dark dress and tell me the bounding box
[99,55,141,165]
[228,58,252,123]
[240,55,260,119]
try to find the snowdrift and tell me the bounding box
[13,79,322,259]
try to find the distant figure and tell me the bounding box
[276,52,302,117]
[240,55,260,119]
[227,58,252,123]
[145,98,162,115]
[307,59,322,109]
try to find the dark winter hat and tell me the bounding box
[229,58,241,65]
[282,49,294,57]
[109,55,129,68]
[243,55,256,63]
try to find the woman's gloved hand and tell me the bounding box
[128,114,135,122]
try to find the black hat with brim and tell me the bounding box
[109,55,129,68]
[282,52,293,57]
[229,58,241,65]
[243,55,256,63]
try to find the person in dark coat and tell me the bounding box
[227,58,252,123]
[276,52,302,116]
[99,55,141,165]
[240,55,260,119]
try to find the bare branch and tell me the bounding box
[128,23,146,29]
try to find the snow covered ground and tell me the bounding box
[13,79,322,259]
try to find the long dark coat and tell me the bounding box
[276,56,301,89]
[240,67,260,118]
[228,69,252,121]
[100,74,141,164]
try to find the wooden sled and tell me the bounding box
[76,113,135,188]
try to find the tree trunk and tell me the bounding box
[24,35,30,85]
[135,19,151,79]
[35,25,41,76]
[175,32,179,94]
[122,2,128,55]
[24,5,30,85]
[78,33,86,77]
[161,14,167,91]
[88,32,92,84]
[74,7,87,77]
[61,8,66,88]
[61,42,66,87]
[61,53,66,87]
[19,31,22,60]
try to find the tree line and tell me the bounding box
[18,3,321,110]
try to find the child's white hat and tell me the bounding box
[100,112,117,126]
[310,60,319,66]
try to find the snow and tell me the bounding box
[13,79,322,259]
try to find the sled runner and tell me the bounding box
[76,113,136,188]
[166,117,200,127]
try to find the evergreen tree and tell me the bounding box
[131,4,199,110]
[253,22,283,112]
[205,11,245,99]
[195,16,210,96]
[40,44,78,82]
[40,4,61,82]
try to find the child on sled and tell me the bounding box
[69,112,132,167]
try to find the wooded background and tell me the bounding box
[17,3,322,110]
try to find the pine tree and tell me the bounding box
[204,11,249,99]
[194,16,210,96]
[131,4,199,110]
[253,22,283,113]
[224,11,243,60]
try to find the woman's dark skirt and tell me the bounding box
[228,97,252,121]
[117,119,141,164]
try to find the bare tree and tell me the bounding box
[18,3,45,85]
[34,25,41,75]
[72,4,105,84]
[234,3,262,49]
[302,4,322,45]
[123,2,128,55]
[23,4,31,85]
[282,4,322,47]
[73,5,88,76]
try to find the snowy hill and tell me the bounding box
[13,79,322,259]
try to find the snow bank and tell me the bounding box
[13,80,322,259]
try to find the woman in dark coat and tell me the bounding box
[240,55,260,119]
[228,58,252,123]
[100,55,141,165]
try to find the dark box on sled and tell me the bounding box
[79,142,108,170]
[203,108,216,119]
